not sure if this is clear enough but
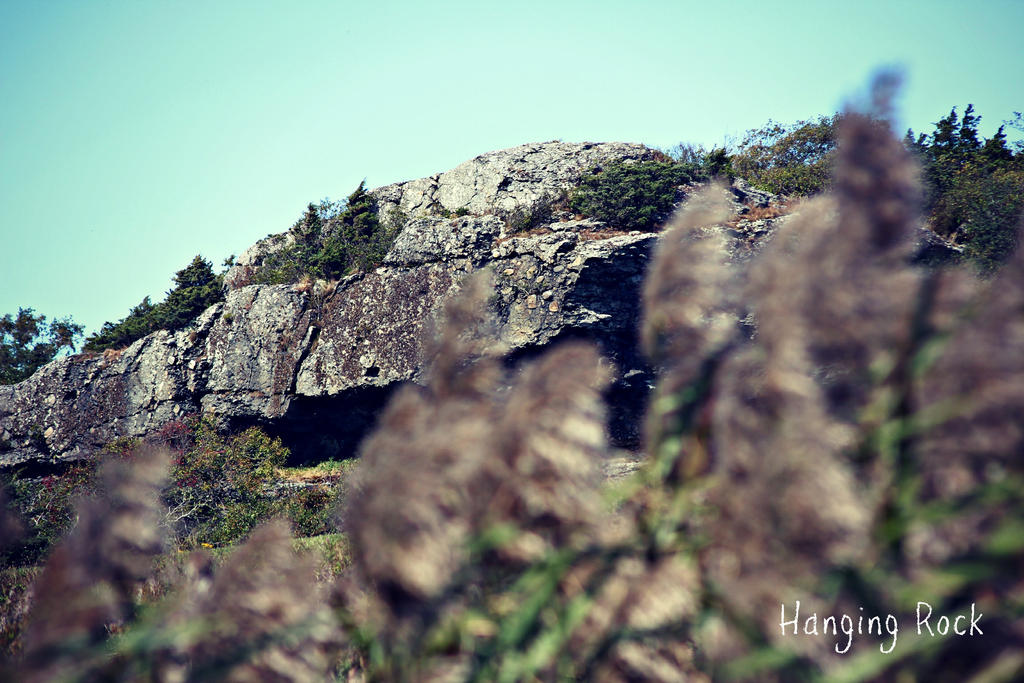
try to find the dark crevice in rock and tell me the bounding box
[564,251,650,324]
[603,368,653,450]
[0,456,91,480]
[503,327,650,449]
[289,325,321,396]
[229,385,400,466]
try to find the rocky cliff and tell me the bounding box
[2,141,942,469]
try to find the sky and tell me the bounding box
[1,0,1022,339]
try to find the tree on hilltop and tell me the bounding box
[0,308,83,384]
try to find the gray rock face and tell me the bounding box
[384,216,505,267]
[373,141,658,219]
[730,177,776,209]
[1,141,781,469]
[0,308,219,466]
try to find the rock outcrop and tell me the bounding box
[1,142,796,469]
[372,141,658,221]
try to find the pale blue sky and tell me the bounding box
[2,0,1022,337]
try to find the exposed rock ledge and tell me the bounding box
[0,222,664,467]
[0,142,953,468]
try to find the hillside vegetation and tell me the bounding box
[726,105,1024,271]
[1,417,346,568]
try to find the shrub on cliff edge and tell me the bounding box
[569,160,703,231]
[251,181,396,285]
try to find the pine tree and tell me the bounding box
[957,103,982,153]
[931,107,960,151]
[981,125,1013,164]
[158,256,222,330]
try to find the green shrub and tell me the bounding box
[280,487,339,537]
[703,146,734,180]
[731,114,840,195]
[729,104,1024,271]
[251,181,396,285]
[156,417,356,548]
[666,142,734,181]
[1,417,348,567]
[0,565,41,659]
[317,181,392,277]
[160,417,289,548]
[1,441,147,567]
[1,461,98,566]
[569,160,701,231]
[438,206,471,219]
[277,459,354,537]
